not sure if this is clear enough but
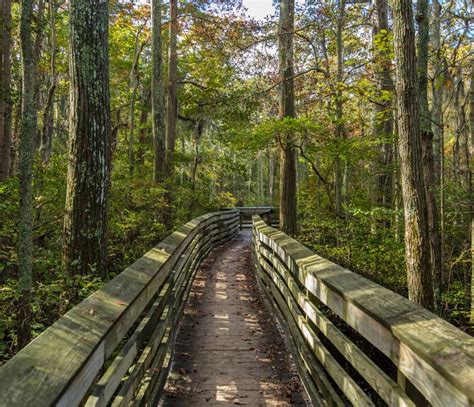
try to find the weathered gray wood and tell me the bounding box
[134,326,171,405]
[110,215,239,405]
[252,215,474,407]
[0,209,239,407]
[257,252,374,407]
[253,248,339,407]
[257,243,413,407]
[86,283,172,407]
[111,308,171,407]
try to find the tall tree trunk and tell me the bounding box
[431,0,445,293]
[431,0,443,186]
[373,0,394,214]
[453,72,465,182]
[278,0,297,236]
[128,33,143,177]
[136,86,150,168]
[416,0,442,310]
[64,0,110,286]
[32,0,44,151]
[17,0,37,349]
[267,146,275,203]
[151,0,166,183]
[258,151,264,203]
[39,0,57,164]
[334,0,345,218]
[191,119,203,190]
[469,54,474,323]
[0,0,12,181]
[391,0,434,308]
[165,0,178,177]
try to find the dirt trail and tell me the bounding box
[160,231,308,406]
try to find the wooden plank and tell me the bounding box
[252,215,474,407]
[258,244,413,407]
[133,326,171,405]
[253,251,332,407]
[111,308,170,407]
[257,255,374,407]
[0,210,239,406]
[85,283,171,407]
[111,215,239,406]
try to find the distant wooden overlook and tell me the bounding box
[0,208,472,406]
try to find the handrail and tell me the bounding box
[232,206,278,229]
[252,215,474,407]
[0,209,240,407]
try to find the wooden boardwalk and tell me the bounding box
[160,231,308,406]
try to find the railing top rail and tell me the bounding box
[0,209,239,406]
[252,215,474,406]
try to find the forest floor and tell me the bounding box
[160,231,309,406]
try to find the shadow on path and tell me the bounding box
[160,231,308,406]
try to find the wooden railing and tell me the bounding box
[233,206,278,229]
[252,215,474,407]
[0,210,239,406]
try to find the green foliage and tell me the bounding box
[298,190,407,295]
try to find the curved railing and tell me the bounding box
[0,210,239,406]
[252,215,474,407]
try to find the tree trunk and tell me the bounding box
[165,0,178,177]
[431,0,443,186]
[267,146,275,203]
[137,86,150,168]
[278,0,297,236]
[151,0,166,183]
[17,0,37,349]
[64,0,110,286]
[391,0,434,308]
[431,0,445,293]
[33,0,44,151]
[373,0,394,215]
[453,72,465,181]
[258,152,264,203]
[469,55,474,323]
[0,0,12,181]
[416,0,442,310]
[128,33,143,177]
[40,0,57,164]
[191,119,203,189]
[334,0,345,218]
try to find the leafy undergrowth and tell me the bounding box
[0,158,236,364]
[298,202,473,335]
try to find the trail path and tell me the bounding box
[161,231,307,406]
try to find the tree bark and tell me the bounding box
[32,0,44,151]
[40,0,57,164]
[17,0,37,349]
[431,0,443,186]
[63,0,110,285]
[278,0,297,236]
[151,0,166,183]
[165,0,178,177]
[0,0,12,181]
[128,32,143,177]
[416,0,442,310]
[431,0,445,294]
[373,0,394,214]
[391,0,434,308]
[191,119,203,189]
[469,54,474,323]
[137,86,150,168]
[267,146,275,203]
[334,0,345,218]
